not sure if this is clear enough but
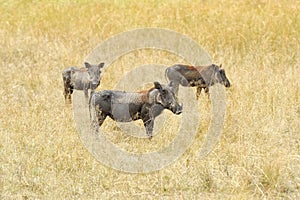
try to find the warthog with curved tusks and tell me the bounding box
[165,64,231,98]
[89,81,182,139]
[62,62,105,103]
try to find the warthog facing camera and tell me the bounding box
[62,62,105,103]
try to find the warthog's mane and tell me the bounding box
[74,67,88,72]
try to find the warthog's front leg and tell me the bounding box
[90,90,95,99]
[143,118,154,139]
[204,87,209,94]
[84,89,89,103]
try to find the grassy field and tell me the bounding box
[1,0,300,199]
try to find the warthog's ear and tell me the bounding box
[98,62,105,69]
[220,64,222,68]
[154,82,162,91]
[84,62,92,68]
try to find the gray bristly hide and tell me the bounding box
[89,81,183,139]
[165,63,231,98]
[62,62,105,103]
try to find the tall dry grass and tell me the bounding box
[0,0,299,199]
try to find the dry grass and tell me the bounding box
[1,0,300,199]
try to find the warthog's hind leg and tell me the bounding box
[63,81,73,103]
[62,70,73,104]
[90,105,107,135]
[204,87,210,99]
[196,86,202,99]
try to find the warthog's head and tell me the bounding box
[218,64,231,88]
[84,62,105,90]
[153,81,182,115]
[213,64,231,88]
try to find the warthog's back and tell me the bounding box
[98,90,145,105]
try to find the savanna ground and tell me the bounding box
[1,0,300,199]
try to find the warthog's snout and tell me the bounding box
[224,80,231,88]
[176,106,183,115]
[171,103,182,115]
[91,82,99,90]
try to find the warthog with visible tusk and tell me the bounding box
[89,81,182,139]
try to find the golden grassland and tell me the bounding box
[0,0,299,199]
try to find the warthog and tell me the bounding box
[89,81,182,138]
[62,62,105,103]
[165,64,231,98]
